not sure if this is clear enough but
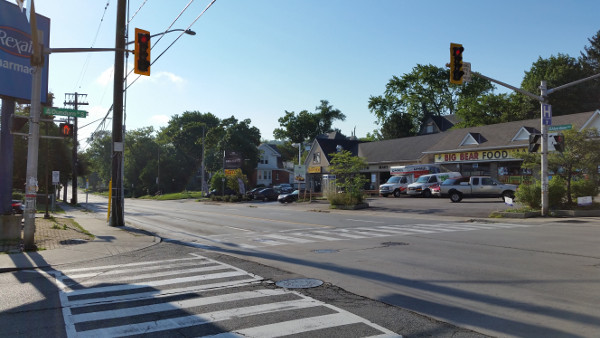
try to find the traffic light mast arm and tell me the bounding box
[472,71,542,101]
[45,47,134,54]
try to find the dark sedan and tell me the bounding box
[278,190,299,203]
[254,188,279,202]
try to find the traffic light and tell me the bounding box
[528,133,541,153]
[59,123,74,137]
[134,28,151,76]
[10,114,28,133]
[553,133,565,152]
[450,43,464,84]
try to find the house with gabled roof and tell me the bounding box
[251,143,293,188]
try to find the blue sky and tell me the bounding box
[30,0,600,148]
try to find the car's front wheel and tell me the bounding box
[393,190,401,198]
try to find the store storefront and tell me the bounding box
[432,147,531,183]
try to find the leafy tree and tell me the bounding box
[124,127,159,197]
[521,54,596,116]
[158,111,220,190]
[455,93,527,127]
[579,30,600,109]
[273,100,346,143]
[368,64,494,137]
[580,30,600,73]
[83,130,112,189]
[206,116,261,175]
[327,150,368,205]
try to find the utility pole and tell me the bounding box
[64,93,88,205]
[110,0,126,226]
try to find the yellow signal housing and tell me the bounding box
[134,28,151,76]
[450,43,464,84]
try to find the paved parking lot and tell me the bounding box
[365,194,516,218]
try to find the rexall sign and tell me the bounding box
[0,0,50,103]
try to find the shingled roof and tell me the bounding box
[358,132,446,164]
[424,111,598,154]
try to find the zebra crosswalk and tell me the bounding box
[55,254,399,337]
[192,221,532,249]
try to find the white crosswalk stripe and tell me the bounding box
[56,254,399,337]
[198,222,533,249]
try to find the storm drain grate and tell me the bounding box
[276,278,324,289]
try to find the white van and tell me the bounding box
[406,172,461,197]
[379,164,440,197]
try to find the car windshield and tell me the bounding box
[386,176,401,184]
[415,175,430,183]
[441,178,456,185]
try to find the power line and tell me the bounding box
[125,0,217,90]
[73,0,111,91]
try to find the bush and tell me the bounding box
[326,192,364,206]
[570,178,598,201]
[515,177,567,210]
[548,176,566,208]
[515,181,540,209]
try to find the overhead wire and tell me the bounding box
[85,0,218,149]
[73,0,111,91]
[126,0,217,90]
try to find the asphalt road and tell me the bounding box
[78,193,600,337]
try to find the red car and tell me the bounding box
[12,200,24,214]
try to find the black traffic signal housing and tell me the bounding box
[10,114,28,133]
[134,28,151,76]
[59,123,74,137]
[528,133,541,153]
[450,43,464,84]
[553,133,565,153]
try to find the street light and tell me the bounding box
[125,29,196,45]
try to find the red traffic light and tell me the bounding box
[59,123,74,137]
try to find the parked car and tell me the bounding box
[246,187,264,200]
[440,176,518,202]
[254,188,279,201]
[277,183,294,194]
[11,200,24,214]
[407,172,462,197]
[278,190,299,203]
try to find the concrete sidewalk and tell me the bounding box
[0,203,159,272]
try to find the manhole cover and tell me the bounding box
[382,242,409,247]
[276,278,323,289]
[312,249,339,254]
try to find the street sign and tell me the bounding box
[549,124,572,131]
[43,107,88,118]
[52,171,59,184]
[542,104,552,125]
[463,62,472,82]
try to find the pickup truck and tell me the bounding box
[440,176,518,202]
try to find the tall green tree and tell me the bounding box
[158,111,220,190]
[368,64,494,138]
[521,54,596,116]
[124,127,159,197]
[273,100,346,143]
